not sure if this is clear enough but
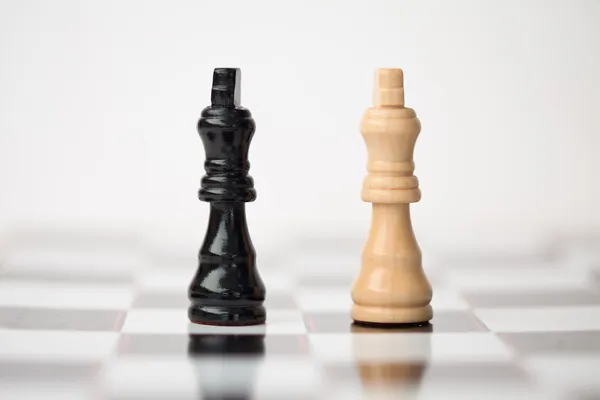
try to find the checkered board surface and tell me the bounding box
[0,233,599,400]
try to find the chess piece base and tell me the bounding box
[352,321,431,330]
[351,304,432,325]
[189,304,266,326]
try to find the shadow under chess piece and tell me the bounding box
[188,333,265,400]
[350,323,432,398]
[351,68,433,326]
[188,67,266,326]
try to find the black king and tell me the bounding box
[188,68,266,326]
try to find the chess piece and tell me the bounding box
[351,68,433,325]
[188,68,266,326]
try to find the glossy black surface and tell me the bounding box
[188,68,266,326]
[188,334,265,400]
[187,334,266,356]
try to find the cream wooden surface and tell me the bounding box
[351,68,433,324]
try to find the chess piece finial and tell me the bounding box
[351,68,433,325]
[211,67,241,107]
[373,68,404,107]
[188,68,265,326]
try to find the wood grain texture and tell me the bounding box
[351,68,433,325]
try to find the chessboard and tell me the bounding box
[0,231,599,400]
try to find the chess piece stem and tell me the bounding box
[351,69,433,325]
[188,68,266,326]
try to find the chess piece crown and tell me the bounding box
[198,68,256,203]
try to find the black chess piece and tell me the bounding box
[188,68,266,326]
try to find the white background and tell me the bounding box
[1,0,599,255]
